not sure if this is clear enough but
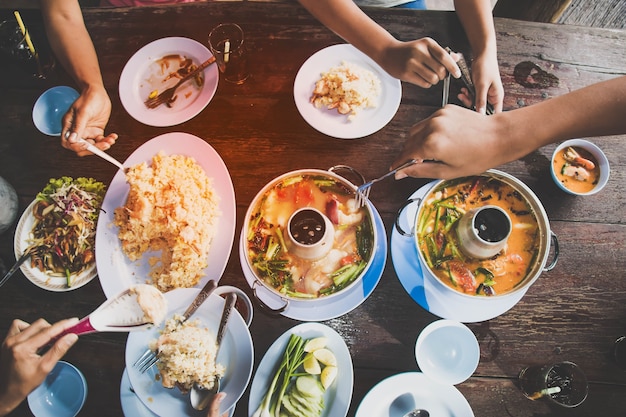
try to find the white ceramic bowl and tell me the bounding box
[27,361,87,417]
[415,320,480,385]
[214,285,254,327]
[551,139,609,196]
[32,86,79,136]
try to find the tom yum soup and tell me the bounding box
[417,176,541,296]
[246,174,374,299]
[552,146,600,194]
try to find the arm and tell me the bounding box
[454,0,503,113]
[40,0,118,156]
[0,318,79,416]
[298,0,461,87]
[393,76,626,179]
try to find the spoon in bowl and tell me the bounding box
[190,292,237,411]
[52,284,166,340]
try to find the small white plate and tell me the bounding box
[119,37,219,127]
[391,182,527,322]
[96,132,236,298]
[248,322,354,417]
[125,289,253,417]
[13,200,97,292]
[239,200,387,321]
[293,44,402,139]
[355,372,474,417]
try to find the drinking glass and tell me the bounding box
[208,23,249,84]
[0,19,53,79]
[518,361,588,408]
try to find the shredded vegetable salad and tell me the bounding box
[26,177,106,286]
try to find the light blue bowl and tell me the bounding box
[27,361,87,417]
[32,86,79,136]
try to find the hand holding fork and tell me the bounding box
[355,159,418,208]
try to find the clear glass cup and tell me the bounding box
[208,23,249,84]
[0,19,54,79]
[518,361,588,408]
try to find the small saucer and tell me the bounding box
[27,361,87,417]
[32,86,79,136]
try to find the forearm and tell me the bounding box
[454,0,497,57]
[298,0,397,63]
[40,0,104,91]
[499,76,626,158]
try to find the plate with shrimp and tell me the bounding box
[119,37,219,127]
[294,44,402,139]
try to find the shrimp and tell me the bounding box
[563,146,595,170]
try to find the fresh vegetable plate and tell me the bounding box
[13,177,104,291]
[248,322,353,417]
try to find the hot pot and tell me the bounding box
[395,170,559,301]
[242,168,378,313]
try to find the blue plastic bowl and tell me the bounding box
[27,361,87,417]
[32,86,79,136]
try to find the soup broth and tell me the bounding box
[553,146,600,194]
[418,176,540,296]
[246,174,374,298]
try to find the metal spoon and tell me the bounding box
[404,410,429,417]
[190,292,237,411]
[66,132,128,172]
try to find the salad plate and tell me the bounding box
[248,322,353,417]
[391,182,527,323]
[293,44,401,139]
[239,200,387,321]
[355,372,474,417]
[14,201,97,292]
[96,132,236,298]
[119,37,219,127]
[125,288,253,417]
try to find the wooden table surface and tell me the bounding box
[1,2,625,416]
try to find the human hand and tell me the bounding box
[380,38,461,88]
[60,84,118,156]
[392,105,511,179]
[457,51,503,114]
[206,392,228,417]
[0,318,79,416]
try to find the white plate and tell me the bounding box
[355,372,474,417]
[13,200,97,292]
[119,37,219,127]
[96,132,236,298]
[293,44,402,139]
[391,182,526,323]
[248,322,353,417]
[125,289,253,417]
[239,201,387,321]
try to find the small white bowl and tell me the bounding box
[214,285,254,327]
[32,86,80,136]
[415,319,479,385]
[27,361,87,417]
[551,139,609,196]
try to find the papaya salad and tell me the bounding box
[25,177,106,286]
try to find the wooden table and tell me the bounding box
[1,2,625,416]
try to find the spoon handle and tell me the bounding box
[216,293,237,347]
[76,137,126,171]
[0,250,31,289]
[182,279,218,322]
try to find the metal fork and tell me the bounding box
[355,159,418,208]
[132,279,217,373]
[144,55,216,109]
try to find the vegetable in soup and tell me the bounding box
[553,146,600,194]
[417,176,540,296]
[246,174,373,298]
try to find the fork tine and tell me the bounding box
[133,349,153,367]
[139,355,159,373]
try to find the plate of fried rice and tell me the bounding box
[293,44,402,139]
[96,132,236,298]
[125,288,253,416]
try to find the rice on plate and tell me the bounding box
[150,314,224,393]
[310,61,381,120]
[114,152,221,292]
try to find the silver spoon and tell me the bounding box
[405,410,429,417]
[65,132,128,172]
[190,292,237,411]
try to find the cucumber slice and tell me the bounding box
[296,375,324,399]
